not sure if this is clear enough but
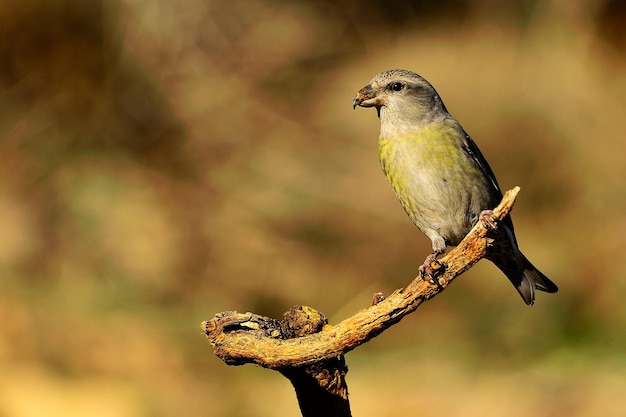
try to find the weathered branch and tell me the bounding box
[201,187,521,416]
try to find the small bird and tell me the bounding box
[353,69,557,305]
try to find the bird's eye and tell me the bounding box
[390,82,404,91]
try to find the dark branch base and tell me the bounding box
[202,187,522,417]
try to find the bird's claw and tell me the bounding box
[419,253,444,289]
[479,209,497,231]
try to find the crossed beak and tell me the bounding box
[353,84,381,109]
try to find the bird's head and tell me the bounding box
[353,69,448,123]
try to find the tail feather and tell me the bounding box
[495,257,558,306]
[488,223,558,305]
[527,266,559,294]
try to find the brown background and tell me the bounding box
[1,0,625,416]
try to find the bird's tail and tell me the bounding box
[493,254,559,306]
[486,222,558,305]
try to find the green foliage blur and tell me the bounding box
[1,0,626,416]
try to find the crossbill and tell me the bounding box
[353,69,558,305]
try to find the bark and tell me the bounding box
[202,187,521,417]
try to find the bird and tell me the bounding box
[353,69,558,305]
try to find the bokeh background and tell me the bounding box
[1,0,626,416]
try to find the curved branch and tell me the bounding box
[202,187,520,368]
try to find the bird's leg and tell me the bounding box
[479,209,497,231]
[419,250,445,288]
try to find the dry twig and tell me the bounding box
[201,186,521,417]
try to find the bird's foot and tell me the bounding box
[419,252,444,288]
[479,209,497,231]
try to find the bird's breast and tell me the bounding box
[378,124,489,245]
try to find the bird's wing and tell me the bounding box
[460,130,518,235]
[461,131,502,199]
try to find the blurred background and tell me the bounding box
[1,0,625,416]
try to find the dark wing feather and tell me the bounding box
[461,131,502,198]
[460,131,517,234]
